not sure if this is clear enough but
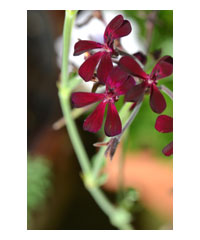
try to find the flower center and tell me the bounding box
[104,88,119,103]
[147,79,154,85]
[146,75,157,86]
[103,43,112,53]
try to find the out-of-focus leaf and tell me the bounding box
[27,155,52,221]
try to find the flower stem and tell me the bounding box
[59,11,91,175]
[160,84,173,100]
[59,10,133,230]
[61,10,77,88]
[118,100,143,140]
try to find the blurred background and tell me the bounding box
[27,10,173,230]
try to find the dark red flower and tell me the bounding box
[71,67,135,136]
[119,55,173,113]
[73,15,132,82]
[155,115,173,156]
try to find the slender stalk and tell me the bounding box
[59,10,133,230]
[160,85,173,100]
[59,11,91,174]
[92,103,132,178]
[61,10,77,88]
[59,94,91,174]
[116,100,143,142]
[117,123,130,200]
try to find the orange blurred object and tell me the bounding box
[103,144,173,223]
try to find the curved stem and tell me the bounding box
[59,93,91,174]
[59,10,90,174]
[160,84,173,100]
[59,10,133,230]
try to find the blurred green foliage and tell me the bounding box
[27,155,52,222]
[124,10,173,55]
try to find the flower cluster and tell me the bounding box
[119,55,173,113]
[71,14,173,156]
[72,65,135,137]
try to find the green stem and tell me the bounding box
[61,10,77,88]
[59,92,91,174]
[59,11,91,175]
[160,84,173,100]
[59,10,133,230]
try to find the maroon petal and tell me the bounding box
[125,82,146,102]
[150,84,166,113]
[116,75,136,95]
[79,51,104,81]
[162,141,173,156]
[71,92,105,108]
[119,56,149,80]
[104,15,124,44]
[133,51,147,65]
[150,55,173,81]
[112,20,132,40]
[106,66,129,91]
[97,53,113,84]
[83,101,107,133]
[155,115,173,133]
[73,40,103,56]
[105,102,122,137]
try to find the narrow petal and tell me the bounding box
[105,102,122,137]
[71,92,105,108]
[155,115,173,133]
[125,82,146,102]
[150,55,173,81]
[119,56,149,80]
[150,84,166,113]
[104,15,124,43]
[162,141,173,156]
[97,53,113,84]
[106,66,129,91]
[79,51,104,81]
[116,75,136,95]
[112,20,132,40]
[83,101,107,133]
[133,51,147,65]
[73,40,103,56]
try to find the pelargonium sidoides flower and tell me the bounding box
[155,115,173,156]
[71,66,135,137]
[73,14,132,82]
[119,55,173,113]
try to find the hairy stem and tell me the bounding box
[160,84,173,100]
[116,100,143,142]
[59,10,133,230]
